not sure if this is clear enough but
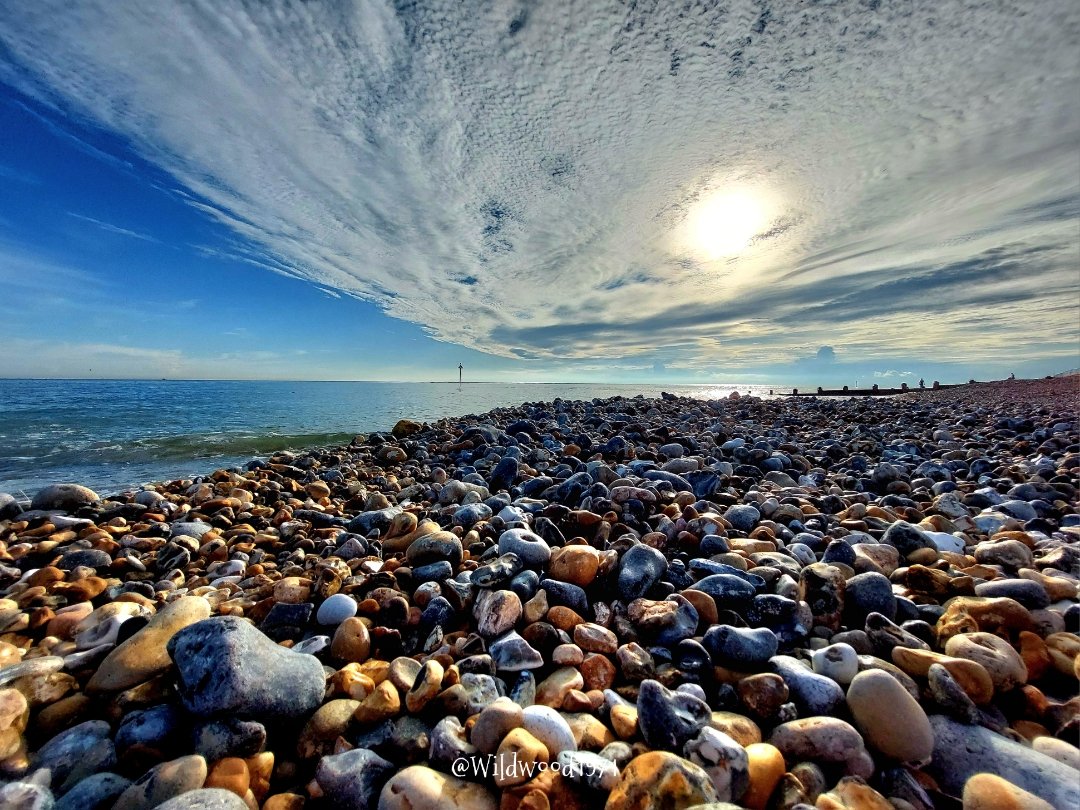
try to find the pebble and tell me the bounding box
[605,751,719,810]
[846,669,934,762]
[0,380,1075,810]
[314,747,395,810]
[316,593,358,625]
[962,773,1054,810]
[379,765,497,810]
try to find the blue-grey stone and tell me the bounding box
[315,748,396,810]
[33,720,116,794]
[724,504,760,533]
[691,574,756,607]
[55,773,130,810]
[703,625,778,669]
[616,544,668,601]
[928,715,1079,808]
[880,521,934,557]
[844,572,896,623]
[769,655,845,716]
[498,528,551,569]
[636,679,711,752]
[167,616,325,719]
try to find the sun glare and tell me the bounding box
[687,188,769,259]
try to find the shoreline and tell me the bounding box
[0,376,1077,808]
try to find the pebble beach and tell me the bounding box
[0,377,1076,810]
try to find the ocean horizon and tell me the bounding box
[0,378,783,497]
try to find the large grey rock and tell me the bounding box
[166,616,325,719]
[30,484,99,512]
[315,748,396,810]
[927,715,1079,807]
[32,720,116,794]
[769,655,845,716]
[637,679,711,752]
[0,493,24,521]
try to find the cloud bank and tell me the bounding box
[1,0,1077,368]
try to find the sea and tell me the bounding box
[0,379,781,498]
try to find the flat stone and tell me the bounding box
[31,483,100,512]
[317,594,358,625]
[928,716,1078,808]
[88,597,211,693]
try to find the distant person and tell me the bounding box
[1009,372,1015,380]
[919,378,925,388]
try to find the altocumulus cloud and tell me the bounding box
[0,0,1077,368]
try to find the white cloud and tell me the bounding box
[67,212,157,242]
[1,0,1077,366]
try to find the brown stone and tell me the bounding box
[87,597,212,693]
[604,751,719,810]
[331,618,371,663]
[548,546,600,587]
[580,653,616,691]
[962,773,1054,810]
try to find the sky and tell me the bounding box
[0,0,1077,386]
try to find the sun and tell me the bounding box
[686,188,769,259]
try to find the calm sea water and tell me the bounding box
[0,379,780,498]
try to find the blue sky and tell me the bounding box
[0,1,1077,385]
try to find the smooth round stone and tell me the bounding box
[1032,736,1080,771]
[927,663,980,724]
[617,544,668,601]
[388,657,422,692]
[154,789,250,810]
[928,716,1079,808]
[846,669,933,762]
[405,531,463,567]
[495,728,549,787]
[113,755,208,810]
[735,674,789,720]
[472,697,524,754]
[880,521,935,557]
[315,747,396,810]
[692,575,757,610]
[0,781,54,810]
[379,765,497,810]
[605,751,719,810]
[844,572,896,623]
[810,643,859,685]
[548,545,601,587]
[702,626,777,670]
[498,528,551,569]
[974,579,1050,610]
[167,616,325,719]
[317,594,358,625]
[962,773,1054,810]
[945,632,1028,692]
[724,504,760,533]
[522,705,576,756]
[330,618,372,663]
